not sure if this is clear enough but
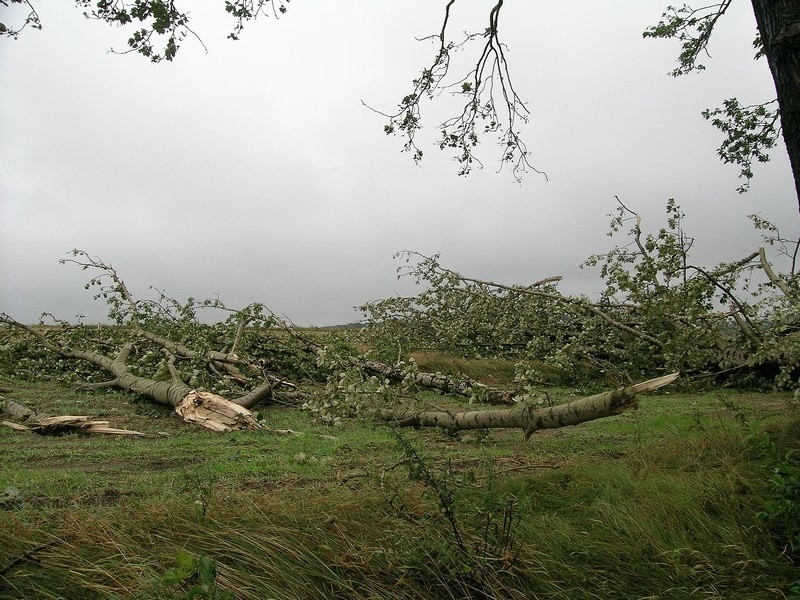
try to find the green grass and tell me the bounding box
[1,379,799,599]
[411,351,521,385]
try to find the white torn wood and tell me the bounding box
[0,398,145,436]
[174,390,262,431]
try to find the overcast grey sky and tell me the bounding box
[1,1,798,325]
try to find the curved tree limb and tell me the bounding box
[687,259,761,341]
[643,1,734,76]
[0,313,265,431]
[374,373,679,440]
[457,271,664,348]
[392,249,664,349]
[0,0,41,39]
[759,246,797,300]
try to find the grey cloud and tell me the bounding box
[1,1,798,326]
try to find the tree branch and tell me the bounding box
[367,0,543,182]
[759,246,797,300]
[643,1,734,76]
[375,373,679,439]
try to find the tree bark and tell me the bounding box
[0,315,268,431]
[374,373,679,439]
[360,359,514,404]
[279,324,515,405]
[751,0,800,211]
[1,397,145,436]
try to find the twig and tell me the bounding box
[0,541,60,576]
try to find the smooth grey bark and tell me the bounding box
[374,373,679,439]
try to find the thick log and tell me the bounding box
[374,373,679,439]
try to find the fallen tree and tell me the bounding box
[361,358,514,404]
[59,251,514,408]
[360,200,800,390]
[3,253,532,432]
[374,373,679,439]
[5,303,672,437]
[282,322,515,405]
[7,225,776,437]
[0,315,267,431]
[1,254,507,434]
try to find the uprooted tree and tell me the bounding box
[1,200,796,435]
[360,199,799,390]
[0,243,682,436]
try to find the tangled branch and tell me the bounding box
[366,0,543,182]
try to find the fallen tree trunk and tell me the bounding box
[373,373,679,439]
[1,314,268,431]
[1,397,145,436]
[359,359,514,404]
[280,325,515,405]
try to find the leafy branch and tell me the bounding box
[72,0,290,62]
[224,0,288,40]
[643,1,733,77]
[643,4,782,194]
[366,0,543,182]
[362,201,800,388]
[0,0,40,38]
[702,99,781,193]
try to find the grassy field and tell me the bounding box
[1,370,799,599]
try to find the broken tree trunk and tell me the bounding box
[0,315,269,431]
[373,373,679,439]
[359,359,514,404]
[0,397,145,436]
[280,324,514,405]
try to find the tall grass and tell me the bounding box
[2,382,798,598]
[410,352,519,385]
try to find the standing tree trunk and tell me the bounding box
[751,0,800,210]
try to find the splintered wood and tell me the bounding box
[0,397,145,436]
[174,390,262,432]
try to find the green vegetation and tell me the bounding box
[361,202,800,390]
[2,1,799,596]
[2,377,799,599]
[0,216,797,597]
